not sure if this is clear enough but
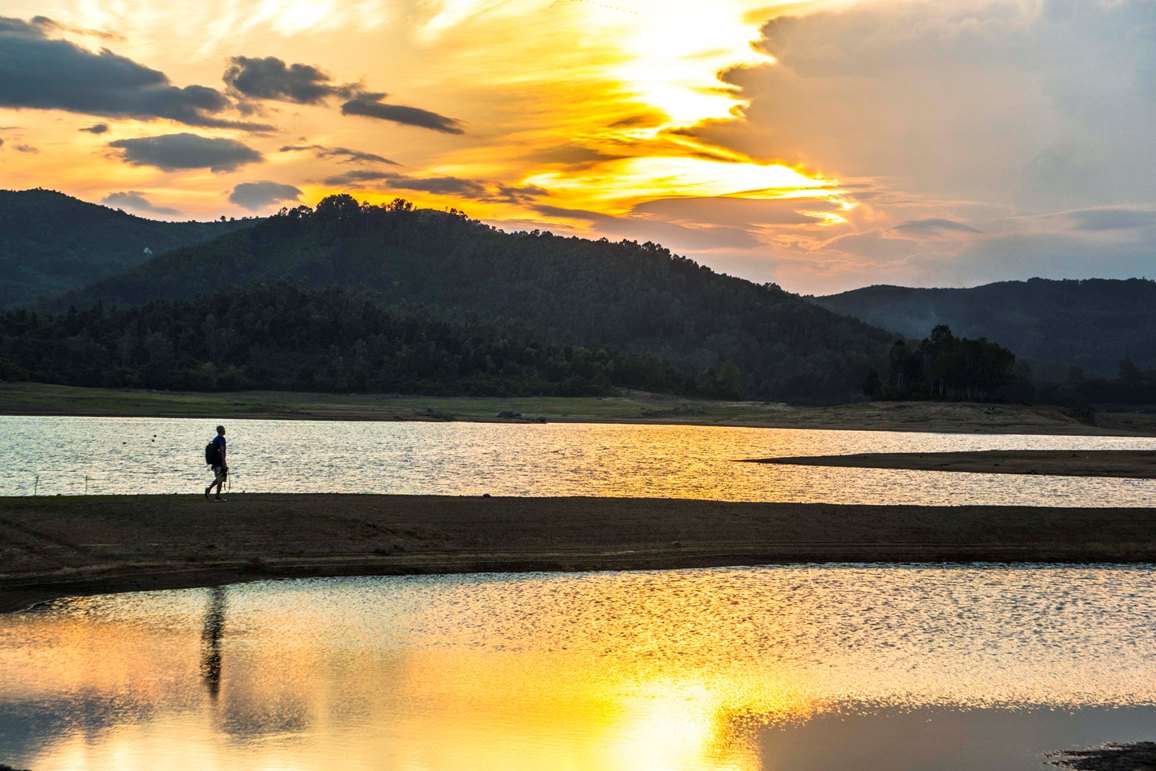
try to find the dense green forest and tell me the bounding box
[871,325,1019,401]
[869,323,1156,408]
[816,278,1156,376]
[64,195,895,402]
[0,284,705,396]
[0,189,255,309]
[1034,357,1156,409]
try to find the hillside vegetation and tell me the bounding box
[0,283,691,396]
[816,278,1156,375]
[65,195,894,401]
[0,189,253,309]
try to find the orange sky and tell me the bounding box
[3,0,1155,293]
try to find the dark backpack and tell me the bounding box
[205,440,221,466]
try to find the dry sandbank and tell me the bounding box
[2,494,1154,613]
[751,450,1156,479]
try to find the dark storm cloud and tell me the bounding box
[102,191,180,216]
[891,219,982,236]
[79,123,109,134]
[108,133,262,172]
[0,16,267,130]
[341,93,464,134]
[228,181,303,211]
[224,56,357,104]
[280,143,397,165]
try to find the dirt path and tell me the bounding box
[3,494,1154,612]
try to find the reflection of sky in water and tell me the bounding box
[5,415,1156,505]
[1,565,1154,770]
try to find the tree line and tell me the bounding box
[867,325,1018,401]
[0,283,730,397]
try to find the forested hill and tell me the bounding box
[0,189,255,309]
[0,284,689,396]
[67,195,894,401]
[816,278,1156,376]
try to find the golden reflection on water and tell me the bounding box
[13,416,1156,507]
[2,566,1155,770]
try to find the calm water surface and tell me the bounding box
[4,415,1156,505]
[1,565,1154,770]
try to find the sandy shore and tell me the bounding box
[751,450,1156,478]
[3,493,1155,613]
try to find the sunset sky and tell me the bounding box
[2,0,1154,293]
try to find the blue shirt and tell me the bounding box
[211,435,227,465]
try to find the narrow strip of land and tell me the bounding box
[749,450,1156,479]
[2,494,1154,613]
[5,381,1156,435]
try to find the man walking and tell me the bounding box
[205,425,228,501]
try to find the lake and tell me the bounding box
[1,565,1154,770]
[4,415,1156,506]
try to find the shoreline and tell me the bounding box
[4,382,1156,435]
[751,449,1156,479]
[3,493,1155,613]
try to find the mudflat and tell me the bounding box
[750,450,1156,479]
[2,494,1154,613]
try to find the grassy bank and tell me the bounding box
[3,381,1152,434]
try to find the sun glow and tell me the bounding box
[608,0,774,125]
[525,155,841,213]
[2,0,848,254]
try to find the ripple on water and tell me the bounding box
[0,566,1153,766]
[5,415,1156,506]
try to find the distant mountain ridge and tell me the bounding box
[0,189,255,309]
[63,195,894,401]
[816,278,1156,375]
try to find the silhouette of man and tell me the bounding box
[205,425,228,501]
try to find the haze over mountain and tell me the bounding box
[0,189,254,309]
[62,195,893,401]
[816,279,1156,376]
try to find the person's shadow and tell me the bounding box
[201,586,227,700]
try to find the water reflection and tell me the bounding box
[200,587,226,700]
[6,415,1156,506]
[1,565,1154,769]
